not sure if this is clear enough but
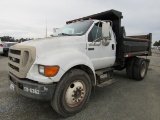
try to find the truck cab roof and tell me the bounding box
[67,9,123,23]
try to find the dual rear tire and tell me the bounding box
[126,57,149,80]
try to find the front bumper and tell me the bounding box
[8,72,56,101]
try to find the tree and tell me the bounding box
[0,36,34,42]
[153,40,160,46]
[0,36,15,42]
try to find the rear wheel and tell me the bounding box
[126,57,137,79]
[51,69,91,117]
[133,58,148,80]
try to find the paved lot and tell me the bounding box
[0,51,160,120]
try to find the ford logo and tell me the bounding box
[11,57,16,62]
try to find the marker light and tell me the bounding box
[39,65,59,77]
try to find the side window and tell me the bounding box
[88,22,102,42]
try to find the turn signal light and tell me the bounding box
[44,66,59,77]
[39,65,59,77]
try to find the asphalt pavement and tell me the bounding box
[0,51,160,120]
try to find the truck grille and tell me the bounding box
[10,49,21,55]
[9,63,19,72]
[9,56,20,63]
[8,45,36,78]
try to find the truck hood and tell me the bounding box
[16,36,86,58]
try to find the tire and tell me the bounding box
[145,59,150,75]
[126,57,137,79]
[51,69,92,117]
[133,58,148,80]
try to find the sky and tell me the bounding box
[0,0,160,43]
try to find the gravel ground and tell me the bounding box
[0,51,160,120]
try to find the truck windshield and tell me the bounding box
[57,20,93,36]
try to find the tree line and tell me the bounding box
[0,36,33,42]
[153,40,160,46]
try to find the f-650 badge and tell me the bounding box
[11,57,16,62]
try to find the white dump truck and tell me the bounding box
[8,10,152,117]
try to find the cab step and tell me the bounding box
[96,68,114,76]
[97,79,116,87]
[96,67,116,87]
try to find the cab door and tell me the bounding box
[86,21,116,70]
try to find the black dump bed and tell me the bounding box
[67,9,152,60]
[121,27,152,57]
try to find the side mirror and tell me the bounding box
[102,22,110,39]
[53,28,59,36]
[102,22,111,46]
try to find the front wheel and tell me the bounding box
[51,69,92,117]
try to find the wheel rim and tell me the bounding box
[140,61,147,77]
[65,80,86,107]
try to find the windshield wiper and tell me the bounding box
[71,33,82,36]
[58,33,82,36]
[59,33,72,36]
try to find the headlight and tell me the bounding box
[38,65,59,77]
[39,65,45,74]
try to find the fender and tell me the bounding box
[27,50,96,84]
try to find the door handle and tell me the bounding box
[88,48,94,50]
[112,44,114,50]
